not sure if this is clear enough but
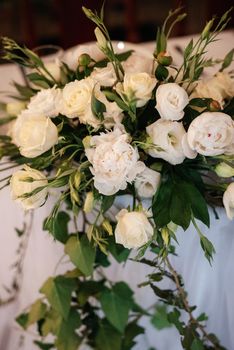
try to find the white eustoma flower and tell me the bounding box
[58,77,95,118]
[115,209,153,249]
[223,183,234,220]
[187,112,234,156]
[91,63,116,87]
[27,87,61,118]
[192,72,234,106]
[116,72,156,107]
[146,119,186,165]
[85,127,145,195]
[6,101,26,116]
[12,111,58,158]
[123,51,154,75]
[155,83,189,121]
[135,167,161,198]
[10,165,48,210]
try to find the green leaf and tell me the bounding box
[151,304,172,330]
[77,281,105,306]
[200,235,215,263]
[13,81,35,98]
[27,299,47,326]
[189,98,212,108]
[16,313,29,330]
[34,341,54,350]
[41,309,63,337]
[196,312,208,322]
[48,211,70,243]
[55,333,81,350]
[101,194,115,212]
[108,236,130,263]
[191,339,204,350]
[152,181,172,228]
[122,321,144,350]
[155,65,169,81]
[169,189,191,230]
[220,48,234,71]
[91,91,106,121]
[95,320,122,350]
[64,235,96,276]
[167,308,184,334]
[40,276,76,319]
[184,39,193,59]
[100,282,134,333]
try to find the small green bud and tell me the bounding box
[215,162,234,178]
[209,100,221,112]
[161,227,170,246]
[156,51,173,66]
[78,53,91,67]
[102,219,113,236]
[201,19,214,39]
[82,135,91,149]
[84,191,94,213]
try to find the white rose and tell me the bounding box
[80,85,123,129]
[155,83,189,121]
[123,52,154,75]
[187,112,234,156]
[115,209,153,249]
[12,111,58,158]
[27,87,61,118]
[85,127,145,195]
[10,165,48,210]
[6,101,26,116]
[62,44,104,71]
[223,182,234,220]
[91,63,116,87]
[146,119,186,165]
[215,162,234,178]
[58,77,95,118]
[116,72,156,107]
[135,167,161,198]
[192,72,234,106]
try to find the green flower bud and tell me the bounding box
[84,191,94,213]
[156,52,173,66]
[209,100,221,112]
[78,53,91,67]
[94,27,107,50]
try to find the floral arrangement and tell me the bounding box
[0,5,234,350]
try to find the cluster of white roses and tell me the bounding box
[6,44,234,249]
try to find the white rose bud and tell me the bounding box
[215,162,234,178]
[116,72,156,107]
[146,119,186,165]
[115,209,153,249]
[27,87,61,118]
[85,127,145,195]
[12,111,58,158]
[187,112,234,156]
[6,101,26,116]
[58,77,95,118]
[94,27,107,50]
[223,182,234,220]
[155,83,189,121]
[10,165,48,210]
[135,167,161,198]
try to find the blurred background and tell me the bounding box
[0,0,233,49]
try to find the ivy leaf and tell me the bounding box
[77,280,105,306]
[151,304,172,330]
[55,333,81,350]
[40,276,76,319]
[55,308,81,350]
[122,321,144,350]
[44,211,70,244]
[27,299,47,327]
[95,319,122,350]
[65,235,96,276]
[16,313,29,330]
[100,282,134,333]
[41,309,62,337]
[191,339,205,350]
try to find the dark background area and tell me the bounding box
[0,0,233,50]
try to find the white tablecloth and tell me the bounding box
[0,31,234,350]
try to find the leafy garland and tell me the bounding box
[0,5,233,350]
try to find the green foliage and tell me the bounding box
[91,92,106,121]
[44,211,70,243]
[40,276,76,319]
[151,304,172,330]
[95,319,122,350]
[220,48,234,71]
[65,235,96,276]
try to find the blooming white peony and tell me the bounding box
[155,83,189,121]
[187,112,234,156]
[115,209,153,249]
[27,87,61,118]
[58,77,95,118]
[10,165,48,210]
[85,127,145,195]
[91,63,116,87]
[146,119,186,165]
[12,111,58,158]
[116,72,156,107]
[135,167,161,198]
[192,72,234,106]
[223,182,234,220]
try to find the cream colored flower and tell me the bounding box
[155,83,189,121]
[215,162,234,178]
[223,182,234,220]
[187,112,234,156]
[10,165,48,210]
[85,127,145,195]
[12,111,58,158]
[135,167,161,198]
[116,72,156,107]
[6,101,26,116]
[27,87,61,118]
[146,119,186,165]
[115,209,153,249]
[123,51,154,75]
[91,63,116,87]
[58,77,95,118]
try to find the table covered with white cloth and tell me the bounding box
[0,31,233,350]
